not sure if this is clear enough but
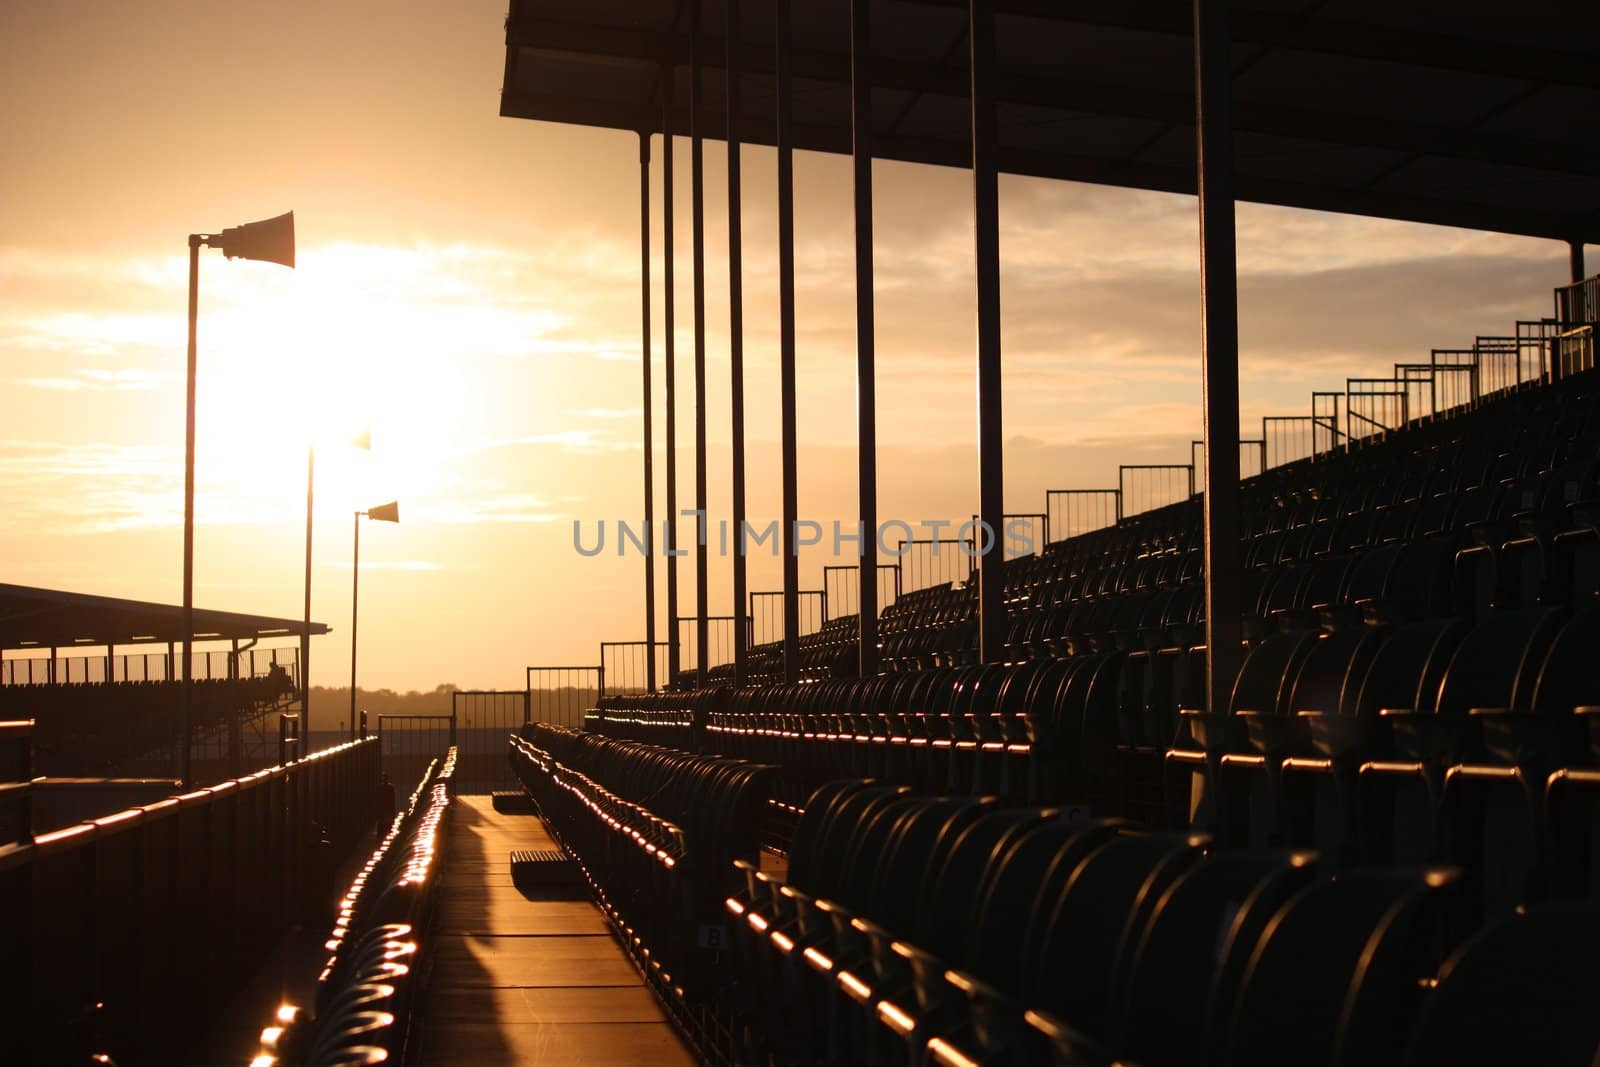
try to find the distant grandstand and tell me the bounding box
[0,584,323,781]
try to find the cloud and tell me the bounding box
[334,559,443,572]
[17,367,165,391]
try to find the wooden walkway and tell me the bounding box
[414,796,699,1066]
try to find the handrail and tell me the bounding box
[0,736,382,1065]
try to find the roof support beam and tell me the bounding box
[776,0,800,684]
[971,0,1006,666]
[852,0,879,678]
[639,132,658,692]
[1194,0,1242,721]
[691,2,710,689]
[662,84,681,685]
[727,0,749,687]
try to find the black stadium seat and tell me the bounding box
[547,363,1600,1064]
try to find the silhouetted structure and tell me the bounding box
[494,3,1600,1065]
[0,584,326,781]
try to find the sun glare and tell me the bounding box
[189,243,492,523]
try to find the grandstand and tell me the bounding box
[7,2,1600,1066]
[494,3,1600,1066]
[0,584,324,784]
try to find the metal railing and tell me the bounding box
[0,645,301,688]
[600,640,669,695]
[450,690,524,794]
[0,733,381,1066]
[524,666,599,727]
[749,591,825,646]
[895,538,976,593]
[1045,489,1122,544]
[822,563,901,621]
[1189,440,1266,493]
[1119,464,1194,517]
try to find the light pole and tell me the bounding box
[302,426,370,744]
[350,501,399,738]
[182,211,294,787]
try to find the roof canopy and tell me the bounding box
[501,0,1600,243]
[0,584,329,651]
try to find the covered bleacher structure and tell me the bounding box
[491,2,1600,1066]
[0,583,326,783]
[7,3,1598,1066]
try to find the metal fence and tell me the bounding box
[894,538,975,593]
[1119,464,1194,517]
[968,512,1049,560]
[1346,378,1407,442]
[1045,489,1122,544]
[377,713,455,798]
[1189,440,1265,493]
[450,690,526,795]
[1,645,300,688]
[2,733,382,1065]
[749,591,824,647]
[673,615,748,671]
[822,564,901,621]
[599,641,668,695]
[525,666,599,728]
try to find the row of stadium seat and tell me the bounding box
[508,725,772,1011]
[674,365,1599,685]
[253,748,457,1067]
[725,779,1600,1066]
[593,604,1599,911]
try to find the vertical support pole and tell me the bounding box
[1194,0,1243,715]
[228,637,242,776]
[727,0,749,688]
[776,0,800,684]
[181,235,200,787]
[663,82,681,685]
[1571,239,1586,284]
[640,132,658,693]
[970,0,1006,665]
[350,512,361,736]
[852,0,879,678]
[303,442,314,737]
[691,2,709,688]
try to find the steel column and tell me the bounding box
[1573,239,1587,283]
[350,511,361,733]
[663,84,681,684]
[727,0,749,686]
[181,236,199,787]
[691,3,710,688]
[777,0,800,683]
[1194,0,1244,715]
[640,132,658,692]
[852,0,880,677]
[302,442,314,737]
[970,0,1006,664]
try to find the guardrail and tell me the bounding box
[0,734,381,1066]
[253,746,457,1067]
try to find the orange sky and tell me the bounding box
[1,0,1585,691]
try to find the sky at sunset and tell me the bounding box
[2,0,1588,692]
